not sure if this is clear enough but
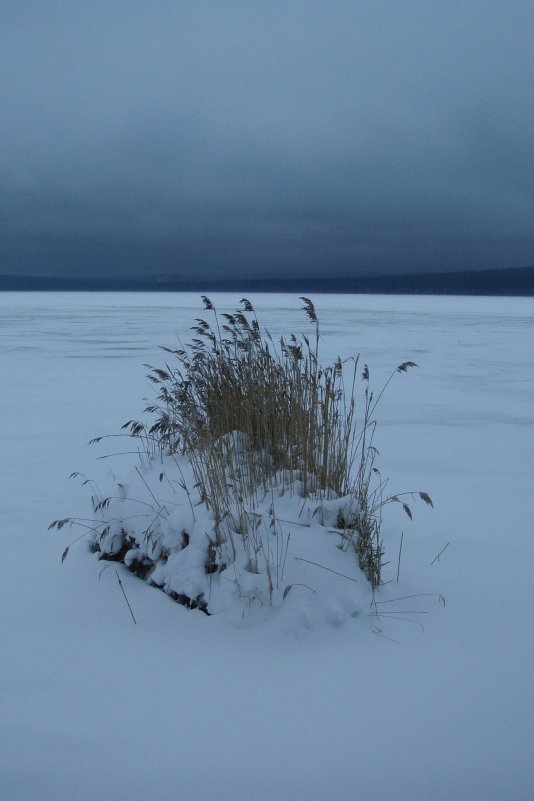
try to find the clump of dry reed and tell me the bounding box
[52,296,432,597]
[116,296,429,588]
[139,297,355,491]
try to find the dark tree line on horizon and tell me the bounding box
[1,265,533,296]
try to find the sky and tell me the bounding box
[2,0,534,281]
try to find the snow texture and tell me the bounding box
[1,292,533,801]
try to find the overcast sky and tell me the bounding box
[2,0,534,280]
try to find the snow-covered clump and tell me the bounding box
[52,296,429,630]
[88,446,370,628]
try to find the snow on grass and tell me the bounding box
[0,292,533,801]
[66,296,424,628]
[72,450,374,628]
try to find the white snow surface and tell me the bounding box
[1,292,533,801]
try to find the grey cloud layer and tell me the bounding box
[2,0,534,278]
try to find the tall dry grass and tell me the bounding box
[52,297,432,599]
[116,296,429,587]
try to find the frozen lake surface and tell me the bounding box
[1,292,533,801]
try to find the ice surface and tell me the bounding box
[1,292,533,801]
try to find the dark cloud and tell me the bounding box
[2,0,534,279]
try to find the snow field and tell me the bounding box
[1,292,533,801]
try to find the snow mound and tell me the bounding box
[88,448,371,629]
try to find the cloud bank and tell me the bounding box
[2,1,534,279]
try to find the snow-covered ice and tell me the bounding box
[1,292,533,801]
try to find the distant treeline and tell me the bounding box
[1,265,534,295]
